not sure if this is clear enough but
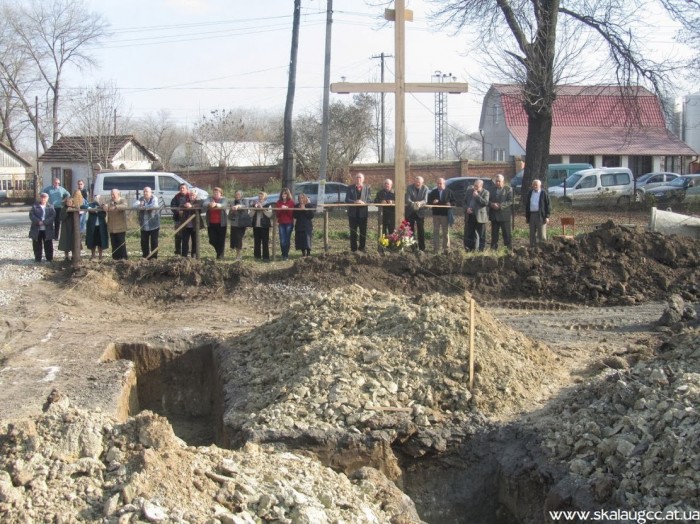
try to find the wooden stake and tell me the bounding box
[469,296,475,392]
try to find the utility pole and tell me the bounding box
[282,0,301,191]
[331,1,468,230]
[318,0,333,210]
[371,52,393,163]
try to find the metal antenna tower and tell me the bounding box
[433,71,455,160]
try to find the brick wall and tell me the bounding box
[175,160,517,192]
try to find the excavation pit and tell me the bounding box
[101,341,223,447]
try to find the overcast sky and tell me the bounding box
[70,0,691,156]
[67,0,485,155]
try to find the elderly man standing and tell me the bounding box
[428,178,455,253]
[525,179,551,247]
[104,188,128,260]
[134,186,161,259]
[489,174,514,250]
[406,176,428,251]
[42,178,70,239]
[345,172,371,252]
[374,178,395,236]
[464,179,490,251]
[29,192,56,262]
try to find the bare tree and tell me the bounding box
[134,110,187,171]
[0,9,41,150]
[293,94,375,181]
[65,82,128,185]
[659,0,700,74]
[193,109,247,168]
[432,0,679,196]
[2,0,107,148]
[445,124,481,160]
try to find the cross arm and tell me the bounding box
[330,82,469,94]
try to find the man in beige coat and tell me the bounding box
[104,189,128,260]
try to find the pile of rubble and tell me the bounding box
[0,402,422,523]
[220,286,563,450]
[536,305,699,514]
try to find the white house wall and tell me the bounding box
[113,143,154,170]
[40,163,91,191]
[0,149,29,173]
[509,135,525,157]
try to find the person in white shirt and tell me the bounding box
[524,179,551,247]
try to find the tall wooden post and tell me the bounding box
[393,0,407,229]
[71,210,81,268]
[330,1,468,231]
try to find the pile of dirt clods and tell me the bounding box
[286,222,700,306]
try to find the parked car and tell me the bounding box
[510,170,523,193]
[546,163,593,188]
[635,172,680,201]
[444,176,497,208]
[245,181,348,210]
[548,167,634,206]
[92,171,209,212]
[645,174,700,205]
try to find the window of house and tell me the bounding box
[493,104,499,124]
[51,167,61,179]
[602,155,620,168]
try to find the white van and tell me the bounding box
[548,167,634,206]
[92,171,209,209]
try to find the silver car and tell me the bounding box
[636,172,679,201]
[245,181,348,209]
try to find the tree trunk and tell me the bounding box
[519,0,559,201]
[282,0,301,191]
[522,110,552,196]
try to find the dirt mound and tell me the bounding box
[284,223,699,306]
[68,223,698,309]
[0,403,421,523]
[218,286,565,459]
[109,258,254,298]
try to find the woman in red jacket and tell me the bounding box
[275,188,295,261]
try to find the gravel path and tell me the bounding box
[0,226,45,306]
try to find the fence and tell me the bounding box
[63,199,699,266]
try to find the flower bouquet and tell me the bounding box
[379,220,417,253]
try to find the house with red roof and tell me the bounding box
[479,85,697,176]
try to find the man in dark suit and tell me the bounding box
[525,178,551,247]
[428,178,456,253]
[374,178,395,236]
[345,172,371,251]
[464,179,489,251]
[488,174,514,250]
[29,192,56,262]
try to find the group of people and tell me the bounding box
[30,178,133,262]
[345,172,552,252]
[30,173,551,263]
[240,189,315,262]
[170,183,315,262]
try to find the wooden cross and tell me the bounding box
[330,0,468,230]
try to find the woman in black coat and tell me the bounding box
[86,197,109,260]
[294,193,314,256]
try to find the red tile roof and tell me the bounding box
[38,135,157,163]
[494,84,696,155]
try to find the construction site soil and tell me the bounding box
[0,222,698,523]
